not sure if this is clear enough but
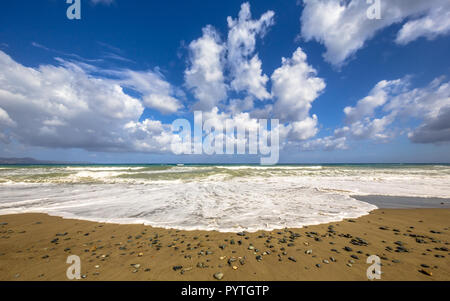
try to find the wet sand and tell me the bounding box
[0,209,449,281]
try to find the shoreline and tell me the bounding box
[0,209,449,281]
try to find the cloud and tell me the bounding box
[300,136,347,151]
[271,47,325,141]
[343,79,405,124]
[227,2,274,99]
[185,26,227,111]
[331,77,450,145]
[143,94,183,115]
[0,50,178,153]
[272,48,325,123]
[114,69,184,115]
[300,0,450,66]
[0,107,16,127]
[409,106,450,144]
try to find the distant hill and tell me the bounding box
[0,157,90,165]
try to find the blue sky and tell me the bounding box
[0,0,449,163]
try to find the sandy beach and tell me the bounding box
[0,208,449,281]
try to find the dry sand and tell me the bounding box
[0,209,449,281]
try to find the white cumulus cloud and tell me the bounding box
[300,0,450,66]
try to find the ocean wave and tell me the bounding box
[0,165,449,231]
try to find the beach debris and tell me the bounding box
[172,265,182,271]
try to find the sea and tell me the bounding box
[0,164,449,232]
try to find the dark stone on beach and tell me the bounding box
[315,264,321,268]
[421,264,430,268]
[350,237,368,246]
[350,255,359,260]
[395,246,409,253]
[392,259,400,263]
[379,226,389,230]
[42,255,49,259]
[172,265,183,271]
[227,258,236,266]
[256,255,262,262]
[230,239,235,245]
[344,246,353,252]
[219,244,226,250]
[56,232,68,237]
[51,238,59,244]
[239,258,245,265]
[288,257,297,262]
[419,269,432,276]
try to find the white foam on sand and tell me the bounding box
[0,165,449,232]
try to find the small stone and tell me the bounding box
[288,256,297,262]
[323,259,330,264]
[232,266,238,270]
[213,272,224,280]
[172,265,182,271]
[419,269,432,276]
